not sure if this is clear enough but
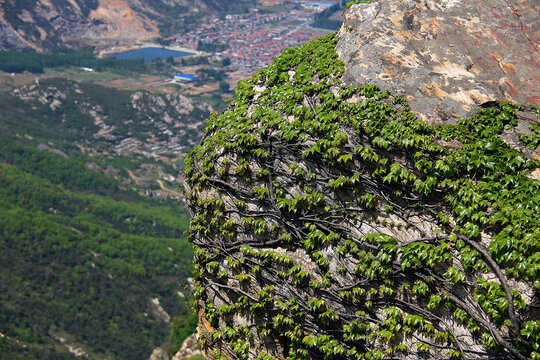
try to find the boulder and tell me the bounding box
[184,1,539,359]
[338,0,539,124]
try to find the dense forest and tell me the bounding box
[0,83,198,359]
[0,49,147,74]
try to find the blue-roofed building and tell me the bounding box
[311,2,333,7]
[174,73,197,83]
[301,2,333,10]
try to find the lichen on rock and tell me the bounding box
[338,0,539,124]
[184,2,540,360]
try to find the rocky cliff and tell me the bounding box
[0,0,156,50]
[184,1,539,359]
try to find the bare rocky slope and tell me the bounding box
[0,0,257,51]
[185,1,539,359]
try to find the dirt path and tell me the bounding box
[156,179,183,198]
[126,169,183,198]
[126,169,141,181]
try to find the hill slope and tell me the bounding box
[0,0,257,51]
[0,79,207,359]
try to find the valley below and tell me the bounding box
[0,74,205,359]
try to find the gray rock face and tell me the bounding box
[0,19,31,51]
[337,0,539,123]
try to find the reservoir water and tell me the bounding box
[112,47,195,63]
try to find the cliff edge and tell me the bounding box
[184,1,540,359]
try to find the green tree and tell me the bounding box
[219,81,230,93]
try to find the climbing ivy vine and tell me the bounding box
[184,32,540,360]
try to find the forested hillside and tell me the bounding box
[0,81,202,359]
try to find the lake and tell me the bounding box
[112,47,195,63]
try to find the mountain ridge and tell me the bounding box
[0,0,258,51]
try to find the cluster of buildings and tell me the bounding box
[169,2,338,75]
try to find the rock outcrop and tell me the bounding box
[172,333,203,360]
[185,1,539,359]
[338,0,539,124]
